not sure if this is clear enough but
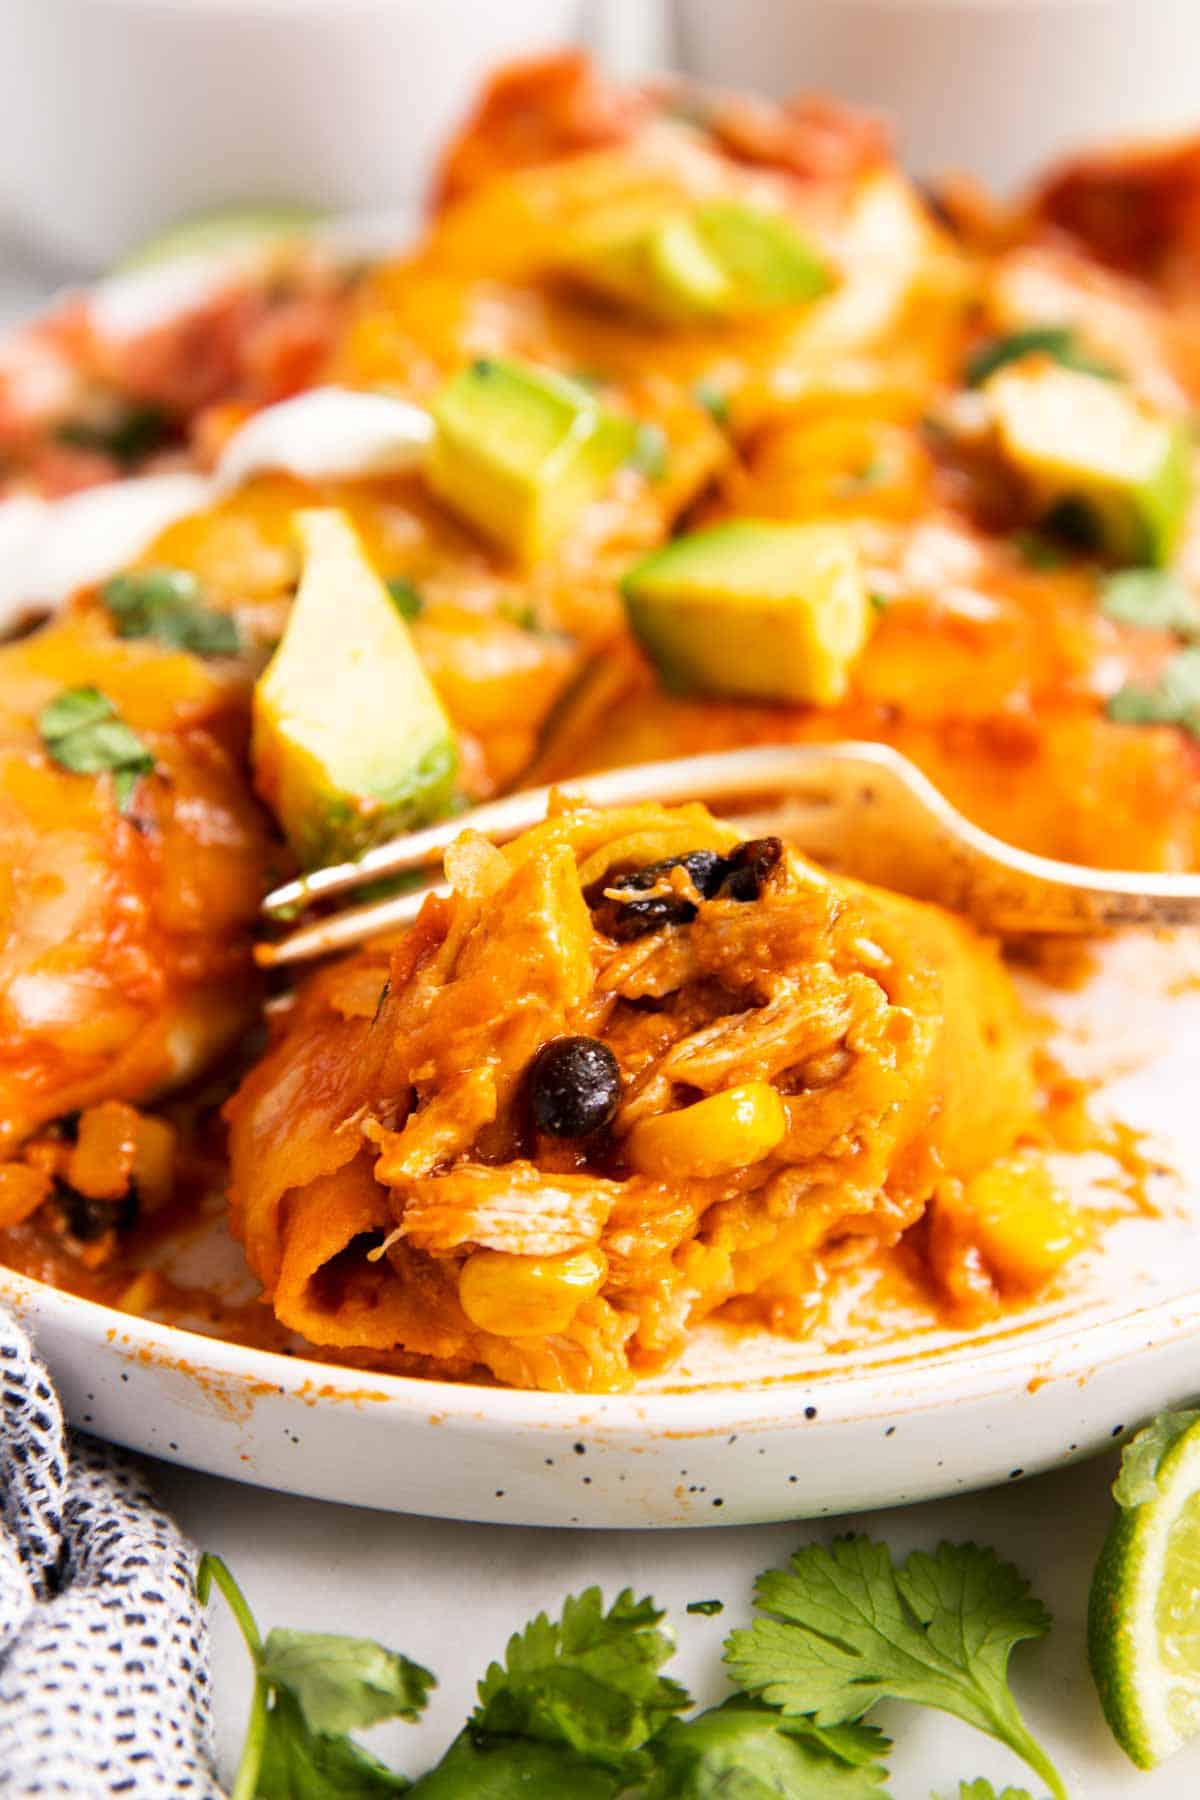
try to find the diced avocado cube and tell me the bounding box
[620,521,873,706]
[117,203,325,271]
[426,358,637,562]
[986,361,1193,567]
[253,508,458,868]
[696,202,830,311]
[565,201,830,326]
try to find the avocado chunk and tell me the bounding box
[253,508,458,868]
[621,521,873,706]
[566,200,830,325]
[986,361,1193,567]
[426,358,637,562]
[117,203,325,271]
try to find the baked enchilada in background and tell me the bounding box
[0,54,1192,1390]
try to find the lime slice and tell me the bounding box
[117,204,325,272]
[1089,1409,1200,1767]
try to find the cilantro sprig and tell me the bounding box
[470,1587,688,1777]
[725,1538,1064,1800]
[952,1783,1043,1800]
[101,567,241,657]
[197,1553,433,1800]
[38,685,156,812]
[1099,570,1200,638]
[56,401,171,467]
[964,325,1117,388]
[199,1534,1064,1798]
[1106,646,1200,737]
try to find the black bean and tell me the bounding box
[55,1178,139,1243]
[717,837,784,902]
[528,1037,621,1138]
[586,850,726,941]
[586,840,783,939]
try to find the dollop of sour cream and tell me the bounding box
[0,475,211,632]
[0,388,435,629]
[214,387,433,492]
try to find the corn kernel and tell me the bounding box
[68,1101,140,1201]
[458,1245,607,1338]
[132,1115,178,1214]
[117,1269,166,1317]
[627,1082,788,1181]
[0,1163,50,1229]
[964,1156,1085,1293]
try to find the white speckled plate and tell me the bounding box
[3,933,1199,1527]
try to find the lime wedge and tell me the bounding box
[1089,1408,1200,1767]
[116,205,325,272]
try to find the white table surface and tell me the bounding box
[150,1447,1200,1798]
[4,249,1199,1800]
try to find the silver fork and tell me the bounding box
[257,741,1200,966]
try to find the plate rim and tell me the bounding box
[5,1259,1200,1435]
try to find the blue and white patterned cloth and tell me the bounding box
[0,1310,220,1800]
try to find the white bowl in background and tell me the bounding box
[674,0,1200,192]
[0,0,587,270]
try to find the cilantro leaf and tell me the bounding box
[642,1699,892,1799]
[471,1587,690,1775]
[57,402,171,467]
[261,1629,434,1736]
[1112,1408,1200,1508]
[950,1782,1039,1800]
[1099,570,1200,638]
[691,379,730,426]
[725,1537,1062,1800]
[1011,530,1067,570]
[257,1687,410,1798]
[102,567,241,656]
[1106,646,1200,736]
[406,1732,621,1799]
[965,325,1117,388]
[386,578,424,621]
[38,685,155,811]
[627,422,670,483]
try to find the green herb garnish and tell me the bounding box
[1107,646,1200,735]
[101,567,241,656]
[1099,570,1200,637]
[470,1587,689,1779]
[725,1537,1064,1799]
[199,1536,1063,1797]
[627,422,670,483]
[642,1699,891,1798]
[197,1553,432,1800]
[685,1599,724,1617]
[498,600,538,632]
[387,578,425,621]
[38,686,155,813]
[965,325,1118,389]
[953,1784,1041,1800]
[691,379,730,427]
[56,402,172,467]
[1011,531,1068,570]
